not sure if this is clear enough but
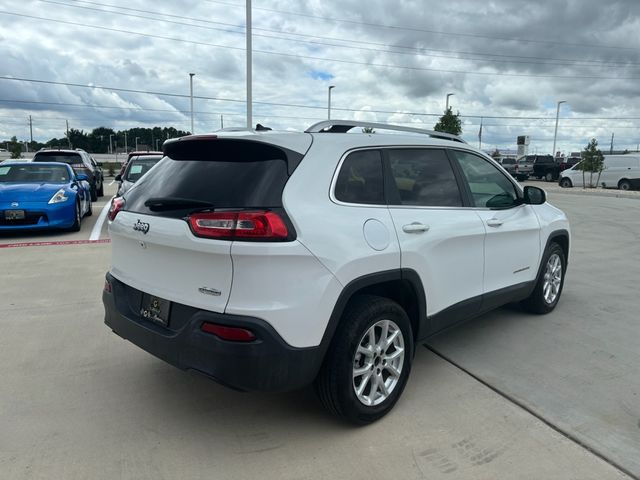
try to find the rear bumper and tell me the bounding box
[102,273,324,392]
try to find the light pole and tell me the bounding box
[189,73,195,134]
[109,134,114,154]
[445,93,454,111]
[552,100,566,158]
[135,137,140,151]
[155,139,160,151]
[246,0,252,129]
[124,131,128,152]
[328,85,335,120]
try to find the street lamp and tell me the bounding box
[155,139,160,151]
[135,137,140,151]
[445,93,455,111]
[124,131,128,152]
[552,100,566,158]
[109,134,114,154]
[328,85,335,120]
[189,73,195,134]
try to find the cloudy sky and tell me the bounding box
[1,0,640,154]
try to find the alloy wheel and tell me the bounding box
[352,319,405,406]
[542,253,562,304]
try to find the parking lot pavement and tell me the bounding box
[0,190,635,479]
[428,191,640,478]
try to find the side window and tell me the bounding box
[335,150,384,205]
[452,151,520,209]
[387,149,462,207]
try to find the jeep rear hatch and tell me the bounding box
[108,135,310,313]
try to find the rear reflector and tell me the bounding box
[188,210,288,240]
[200,322,256,342]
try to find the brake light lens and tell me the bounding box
[188,210,288,240]
[200,322,256,342]
[108,197,125,221]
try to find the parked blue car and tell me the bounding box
[0,161,92,231]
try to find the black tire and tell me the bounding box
[85,199,93,217]
[618,179,631,191]
[314,295,414,425]
[560,178,572,188]
[97,181,104,197]
[545,172,554,182]
[70,201,81,232]
[90,185,98,202]
[521,242,566,314]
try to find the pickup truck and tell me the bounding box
[528,155,560,181]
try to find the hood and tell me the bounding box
[0,183,68,203]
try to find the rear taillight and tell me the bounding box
[187,210,288,240]
[200,322,256,342]
[108,197,125,221]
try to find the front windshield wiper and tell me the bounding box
[144,197,215,211]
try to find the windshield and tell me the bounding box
[0,164,71,183]
[124,156,162,182]
[501,158,515,165]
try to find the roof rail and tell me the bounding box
[305,120,467,144]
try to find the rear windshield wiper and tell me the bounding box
[144,197,215,211]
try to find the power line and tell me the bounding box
[4,77,640,122]
[37,0,640,70]
[5,10,640,82]
[203,0,640,52]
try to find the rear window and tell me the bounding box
[124,140,293,217]
[124,156,162,182]
[33,152,84,167]
[501,158,515,165]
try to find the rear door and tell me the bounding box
[385,148,485,330]
[108,138,305,313]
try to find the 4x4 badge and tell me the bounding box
[133,220,150,234]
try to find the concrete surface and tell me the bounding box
[429,192,640,477]
[0,189,636,479]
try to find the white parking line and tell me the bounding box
[89,197,112,241]
[108,180,115,186]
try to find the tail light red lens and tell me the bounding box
[201,322,256,342]
[107,197,125,221]
[188,211,288,240]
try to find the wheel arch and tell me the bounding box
[318,269,427,360]
[538,230,570,280]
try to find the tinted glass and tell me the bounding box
[501,158,516,165]
[452,151,520,209]
[335,150,384,205]
[124,156,163,182]
[125,151,289,217]
[0,164,70,183]
[33,152,84,167]
[388,149,462,207]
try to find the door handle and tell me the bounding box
[486,218,503,228]
[402,222,429,233]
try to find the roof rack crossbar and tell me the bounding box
[305,120,467,144]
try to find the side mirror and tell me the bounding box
[76,173,89,182]
[524,186,546,205]
[115,174,122,182]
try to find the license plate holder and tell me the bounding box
[140,294,171,326]
[5,209,25,220]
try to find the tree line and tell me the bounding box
[3,126,191,156]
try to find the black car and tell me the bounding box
[527,155,560,182]
[33,149,104,201]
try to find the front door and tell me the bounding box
[450,150,541,300]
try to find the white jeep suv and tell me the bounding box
[103,121,570,424]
